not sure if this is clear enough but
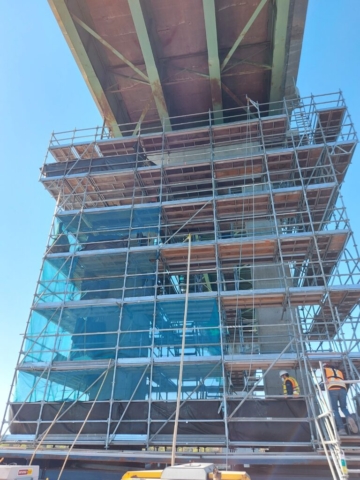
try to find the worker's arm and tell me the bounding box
[284,379,294,395]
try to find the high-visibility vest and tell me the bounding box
[324,367,346,390]
[282,376,300,396]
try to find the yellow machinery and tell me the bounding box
[122,463,250,480]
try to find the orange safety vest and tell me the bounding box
[324,367,346,390]
[282,376,300,396]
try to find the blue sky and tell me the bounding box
[0,0,359,422]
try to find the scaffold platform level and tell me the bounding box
[314,106,346,144]
[156,231,347,266]
[41,143,355,209]
[48,113,288,162]
[15,352,360,375]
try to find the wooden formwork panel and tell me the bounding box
[160,244,216,268]
[314,107,346,143]
[98,140,137,157]
[49,146,77,162]
[214,156,263,178]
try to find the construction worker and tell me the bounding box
[323,364,358,435]
[279,370,300,397]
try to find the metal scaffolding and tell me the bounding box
[2,91,360,476]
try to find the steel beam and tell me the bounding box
[127,0,172,131]
[223,59,272,74]
[221,0,269,71]
[48,0,122,137]
[269,0,291,106]
[202,0,223,123]
[71,14,149,83]
[221,82,248,112]
[133,95,153,135]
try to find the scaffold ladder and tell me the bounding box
[312,361,349,479]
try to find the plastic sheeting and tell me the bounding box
[42,154,146,178]
[49,207,161,254]
[21,299,221,365]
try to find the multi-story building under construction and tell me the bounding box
[1,1,360,479]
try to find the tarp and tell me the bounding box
[10,399,310,442]
[43,154,146,178]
